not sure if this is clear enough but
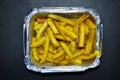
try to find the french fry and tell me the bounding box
[73,14,90,35]
[37,46,44,54]
[40,33,50,64]
[36,18,46,23]
[60,26,77,39]
[84,30,96,54]
[78,50,100,60]
[53,50,65,59]
[47,19,59,34]
[34,21,38,26]
[54,21,68,41]
[48,14,74,25]
[84,22,89,36]
[78,22,85,47]
[84,18,96,29]
[72,58,82,65]
[46,57,54,62]
[70,40,76,53]
[31,37,37,45]
[60,42,73,59]
[60,59,70,65]
[34,23,43,30]
[37,21,48,38]
[54,34,71,41]
[54,55,65,63]
[48,52,54,58]
[32,48,40,61]
[49,44,57,54]
[73,49,84,58]
[30,37,46,47]
[65,25,73,31]
[47,27,59,48]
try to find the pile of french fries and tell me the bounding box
[30,13,100,65]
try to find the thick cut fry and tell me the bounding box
[73,49,84,58]
[54,55,65,63]
[54,21,68,41]
[40,34,50,64]
[60,42,73,59]
[60,60,70,65]
[47,28,59,48]
[78,22,85,47]
[84,18,96,29]
[32,48,40,61]
[47,52,54,58]
[48,19,59,34]
[73,14,90,34]
[48,14,74,25]
[84,30,96,54]
[73,58,82,65]
[37,21,48,38]
[78,50,100,59]
[30,37,45,47]
[60,26,77,39]
[70,40,76,53]
[53,50,65,59]
[54,35,71,41]
[84,22,89,36]
[37,18,46,23]
[34,23,43,30]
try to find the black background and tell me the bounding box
[0,0,120,80]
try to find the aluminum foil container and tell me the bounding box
[23,7,103,73]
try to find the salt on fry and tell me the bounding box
[47,27,59,48]
[84,18,96,29]
[40,33,50,64]
[60,42,73,59]
[48,14,74,25]
[78,22,85,47]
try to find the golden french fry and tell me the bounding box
[73,49,84,58]
[70,40,76,53]
[49,44,57,54]
[54,55,65,63]
[40,33,50,64]
[53,50,65,59]
[84,30,96,54]
[72,58,82,65]
[32,48,40,61]
[78,22,85,47]
[54,34,71,41]
[60,26,77,39]
[54,21,68,41]
[37,21,48,38]
[34,21,38,26]
[48,14,75,25]
[60,59,70,65]
[30,37,45,47]
[34,23,43,30]
[84,22,89,36]
[65,25,73,31]
[47,52,54,58]
[46,57,54,62]
[48,19,59,34]
[47,27,59,48]
[37,18,46,23]
[73,14,90,34]
[60,42,73,59]
[79,50,100,60]
[84,18,96,29]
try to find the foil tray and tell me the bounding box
[23,7,103,73]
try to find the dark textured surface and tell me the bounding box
[0,0,120,80]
